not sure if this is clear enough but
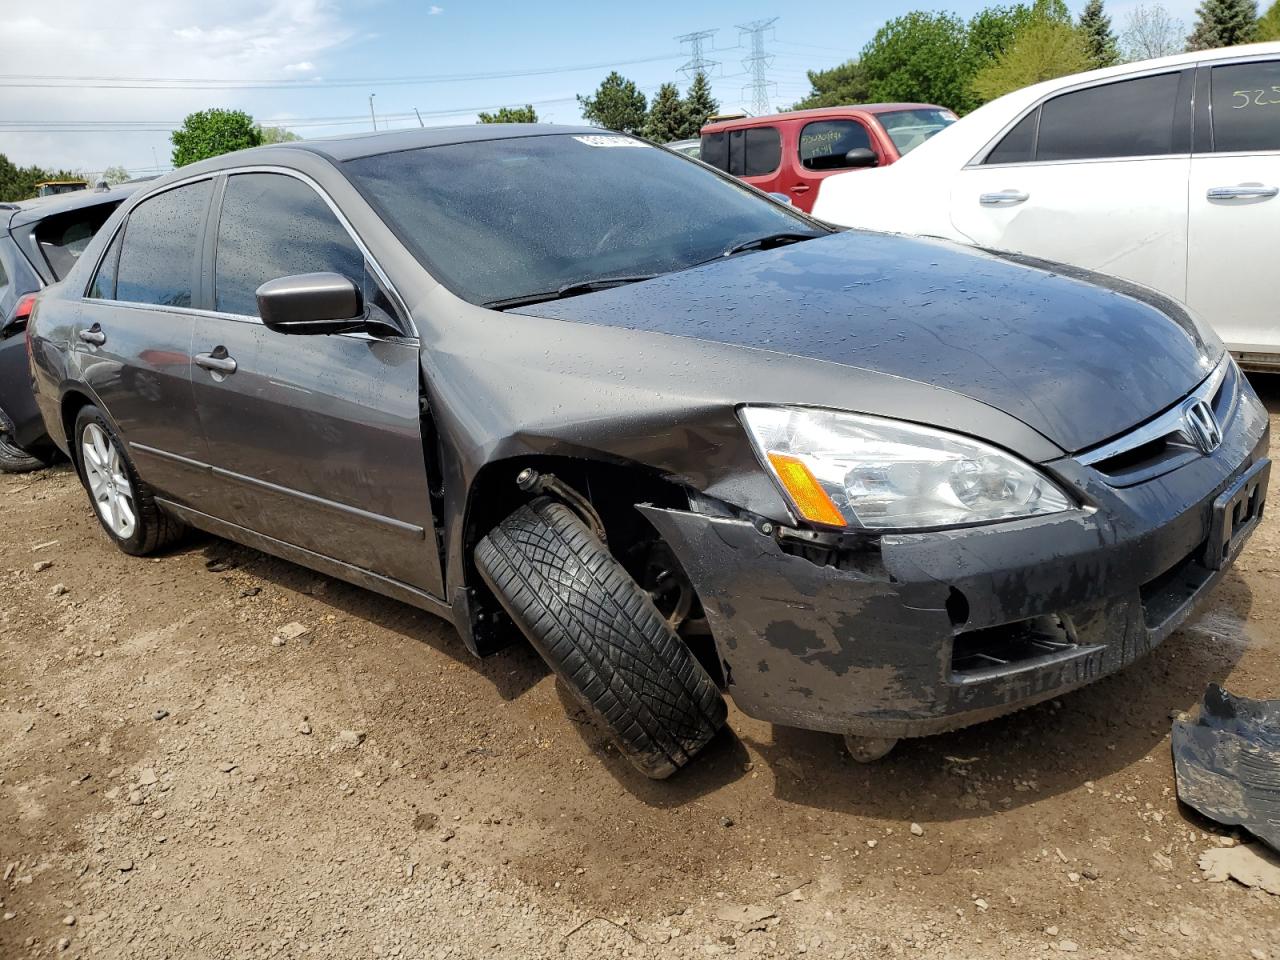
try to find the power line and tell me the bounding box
[737,18,779,116]
[0,53,684,91]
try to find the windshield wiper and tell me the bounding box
[485,274,658,311]
[720,231,820,258]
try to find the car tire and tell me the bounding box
[72,405,182,556]
[0,405,51,473]
[475,497,727,779]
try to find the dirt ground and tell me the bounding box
[4,383,1280,960]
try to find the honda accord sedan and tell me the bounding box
[27,125,1269,777]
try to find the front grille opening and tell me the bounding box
[1091,437,1173,476]
[950,614,1076,678]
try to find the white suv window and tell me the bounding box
[1209,59,1280,153]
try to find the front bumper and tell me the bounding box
[642,374,1271,740]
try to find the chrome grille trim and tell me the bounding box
[1076,357,1234,469]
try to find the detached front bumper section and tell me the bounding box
[639,419,1269,740]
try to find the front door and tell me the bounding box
[75,179,213,503]
[790,117,884,213]
[951,69,1193,303]
[190,171,443,597]
[1186,57,1280,355]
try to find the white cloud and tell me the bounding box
[429,5,444,14]
[0,0,357,174]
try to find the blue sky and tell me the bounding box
[2,0,1201,176]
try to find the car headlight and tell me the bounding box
[741,406,1073,531]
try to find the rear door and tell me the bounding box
[950,69,1193,301]
[790,116,885,212]
[191,170,443,596]
[699,125,784,197]
[75,180,212,502]
[1186,56,1280,355]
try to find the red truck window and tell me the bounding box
[799,120,873,170]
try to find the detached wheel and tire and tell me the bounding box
[0,406,52,473]
[72,405,182,556]
[476,497,726,779]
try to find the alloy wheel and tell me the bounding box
[81,423,137,539]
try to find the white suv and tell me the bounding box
[813,43,1280,370]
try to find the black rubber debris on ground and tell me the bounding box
[1173,683,1280,852]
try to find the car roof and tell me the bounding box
[6,181,143,229]
[702,104,945,133]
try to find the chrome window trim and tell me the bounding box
[1076,356,1234,468]
[81,164,416,339]
[965,63,1192,169]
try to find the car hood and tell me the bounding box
[515,230,1220,454]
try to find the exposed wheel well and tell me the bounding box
[461,455,724,685]
[60,390,95,457]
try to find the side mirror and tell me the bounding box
[256,273,364,335]
[766,191,793,206]
[843,148,879,169]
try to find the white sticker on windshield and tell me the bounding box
[573,134,649,148]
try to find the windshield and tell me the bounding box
[344,133,824,306]
[877,109,957,156]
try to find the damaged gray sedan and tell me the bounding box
[27,125,1270,777]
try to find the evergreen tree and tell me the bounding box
[792,61,870,109]
[1187,0,1257,50]
[577,72,648,134]
[642,83,686,142]
[679,72,720,138]
[1256,0,1280,39]
[1079,0,1121,67]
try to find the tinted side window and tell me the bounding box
[214,173,364,317]
[116,181,212,308]
[742,127,781,176]
[88,227,124,300]
[799,120,873,170]
[1210,60,1280,153]
[700,132,729,172]
[984,109,1039,165]
[1036,72,1182,161]
[35,202,119,280]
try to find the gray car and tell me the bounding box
[28,126,1269,778]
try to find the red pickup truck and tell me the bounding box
[699,104,955,212]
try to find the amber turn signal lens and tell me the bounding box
[766,452,846,527]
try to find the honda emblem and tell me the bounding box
[1183,399,1223,455]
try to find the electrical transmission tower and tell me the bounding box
[736,17,778,115]
[675,29,719,78]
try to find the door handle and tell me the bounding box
[78,324,106,346]
[980,189,1029,206]
[1207,184,1278,200]
[195,350,238,375]
[790,184,811,193]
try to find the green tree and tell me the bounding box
[860,11,979,114]
[792,60,870,109]
[679,71,720,137]
[1079,0,1121,66]
[170,109,262,167]
[477,105,539,123]
[966,4,1037,64]
[1259,0,1280,38]
[0,153,80,202]
[577,72,647,134]
[256,124,302,143]
[1187,0,1257,50]
[972,14,1093,101]
[642,83,686,141]
[101,164,131,186]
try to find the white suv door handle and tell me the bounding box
[979,189,1029,206]
[1207,184,1278,200]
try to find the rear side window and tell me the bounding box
[88,227,124,300]
[701,127,781,177]
[1036,72,1182,161]
[116,181,212,308]
[799,120,873,170]
[213,173,364,317]
[34,202,119,280]
[700,132,729,171]
[984,110,1039,165]
[1209,60,1280,153]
